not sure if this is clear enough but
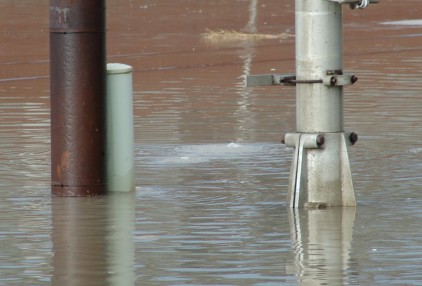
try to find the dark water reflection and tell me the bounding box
[1,0,422,285]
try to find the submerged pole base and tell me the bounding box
[52,185,107,197]
[285,132,357,208]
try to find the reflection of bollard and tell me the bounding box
[247,0,377,207]
[50,0,107,196]
[106,64,135,192]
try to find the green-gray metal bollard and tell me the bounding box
[106,63,135,192]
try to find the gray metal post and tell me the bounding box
[246,0,378,208]
[295,0,343,133]
[286,0,355,208]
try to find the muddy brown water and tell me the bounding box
[1,0,421,285]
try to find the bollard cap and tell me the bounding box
[107,63,133,75]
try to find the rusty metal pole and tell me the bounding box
[50,0,107,196]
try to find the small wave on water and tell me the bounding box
[136,142,289,167]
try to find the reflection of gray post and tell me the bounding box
[107,193,136,285]
[244,0,258,33]
[246,0,377,207]
[288,208,356,285]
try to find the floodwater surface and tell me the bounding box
[1,0,421,285]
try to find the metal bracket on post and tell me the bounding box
[246,72,358,87]
[245,74,295,87]
[326,0,379,9]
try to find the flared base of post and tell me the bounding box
[285,132,356,208]
[52,185,107,197]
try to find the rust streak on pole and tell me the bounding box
[50,0,107,196]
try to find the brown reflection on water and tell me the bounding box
[51,197,109,286]
[51,193,135,286]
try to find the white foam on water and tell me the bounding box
[407,147,422,154]
[174,143,264,162]
[226,142,241,148]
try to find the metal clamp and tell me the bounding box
[282,77,323,86]
[323,73,358,86]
